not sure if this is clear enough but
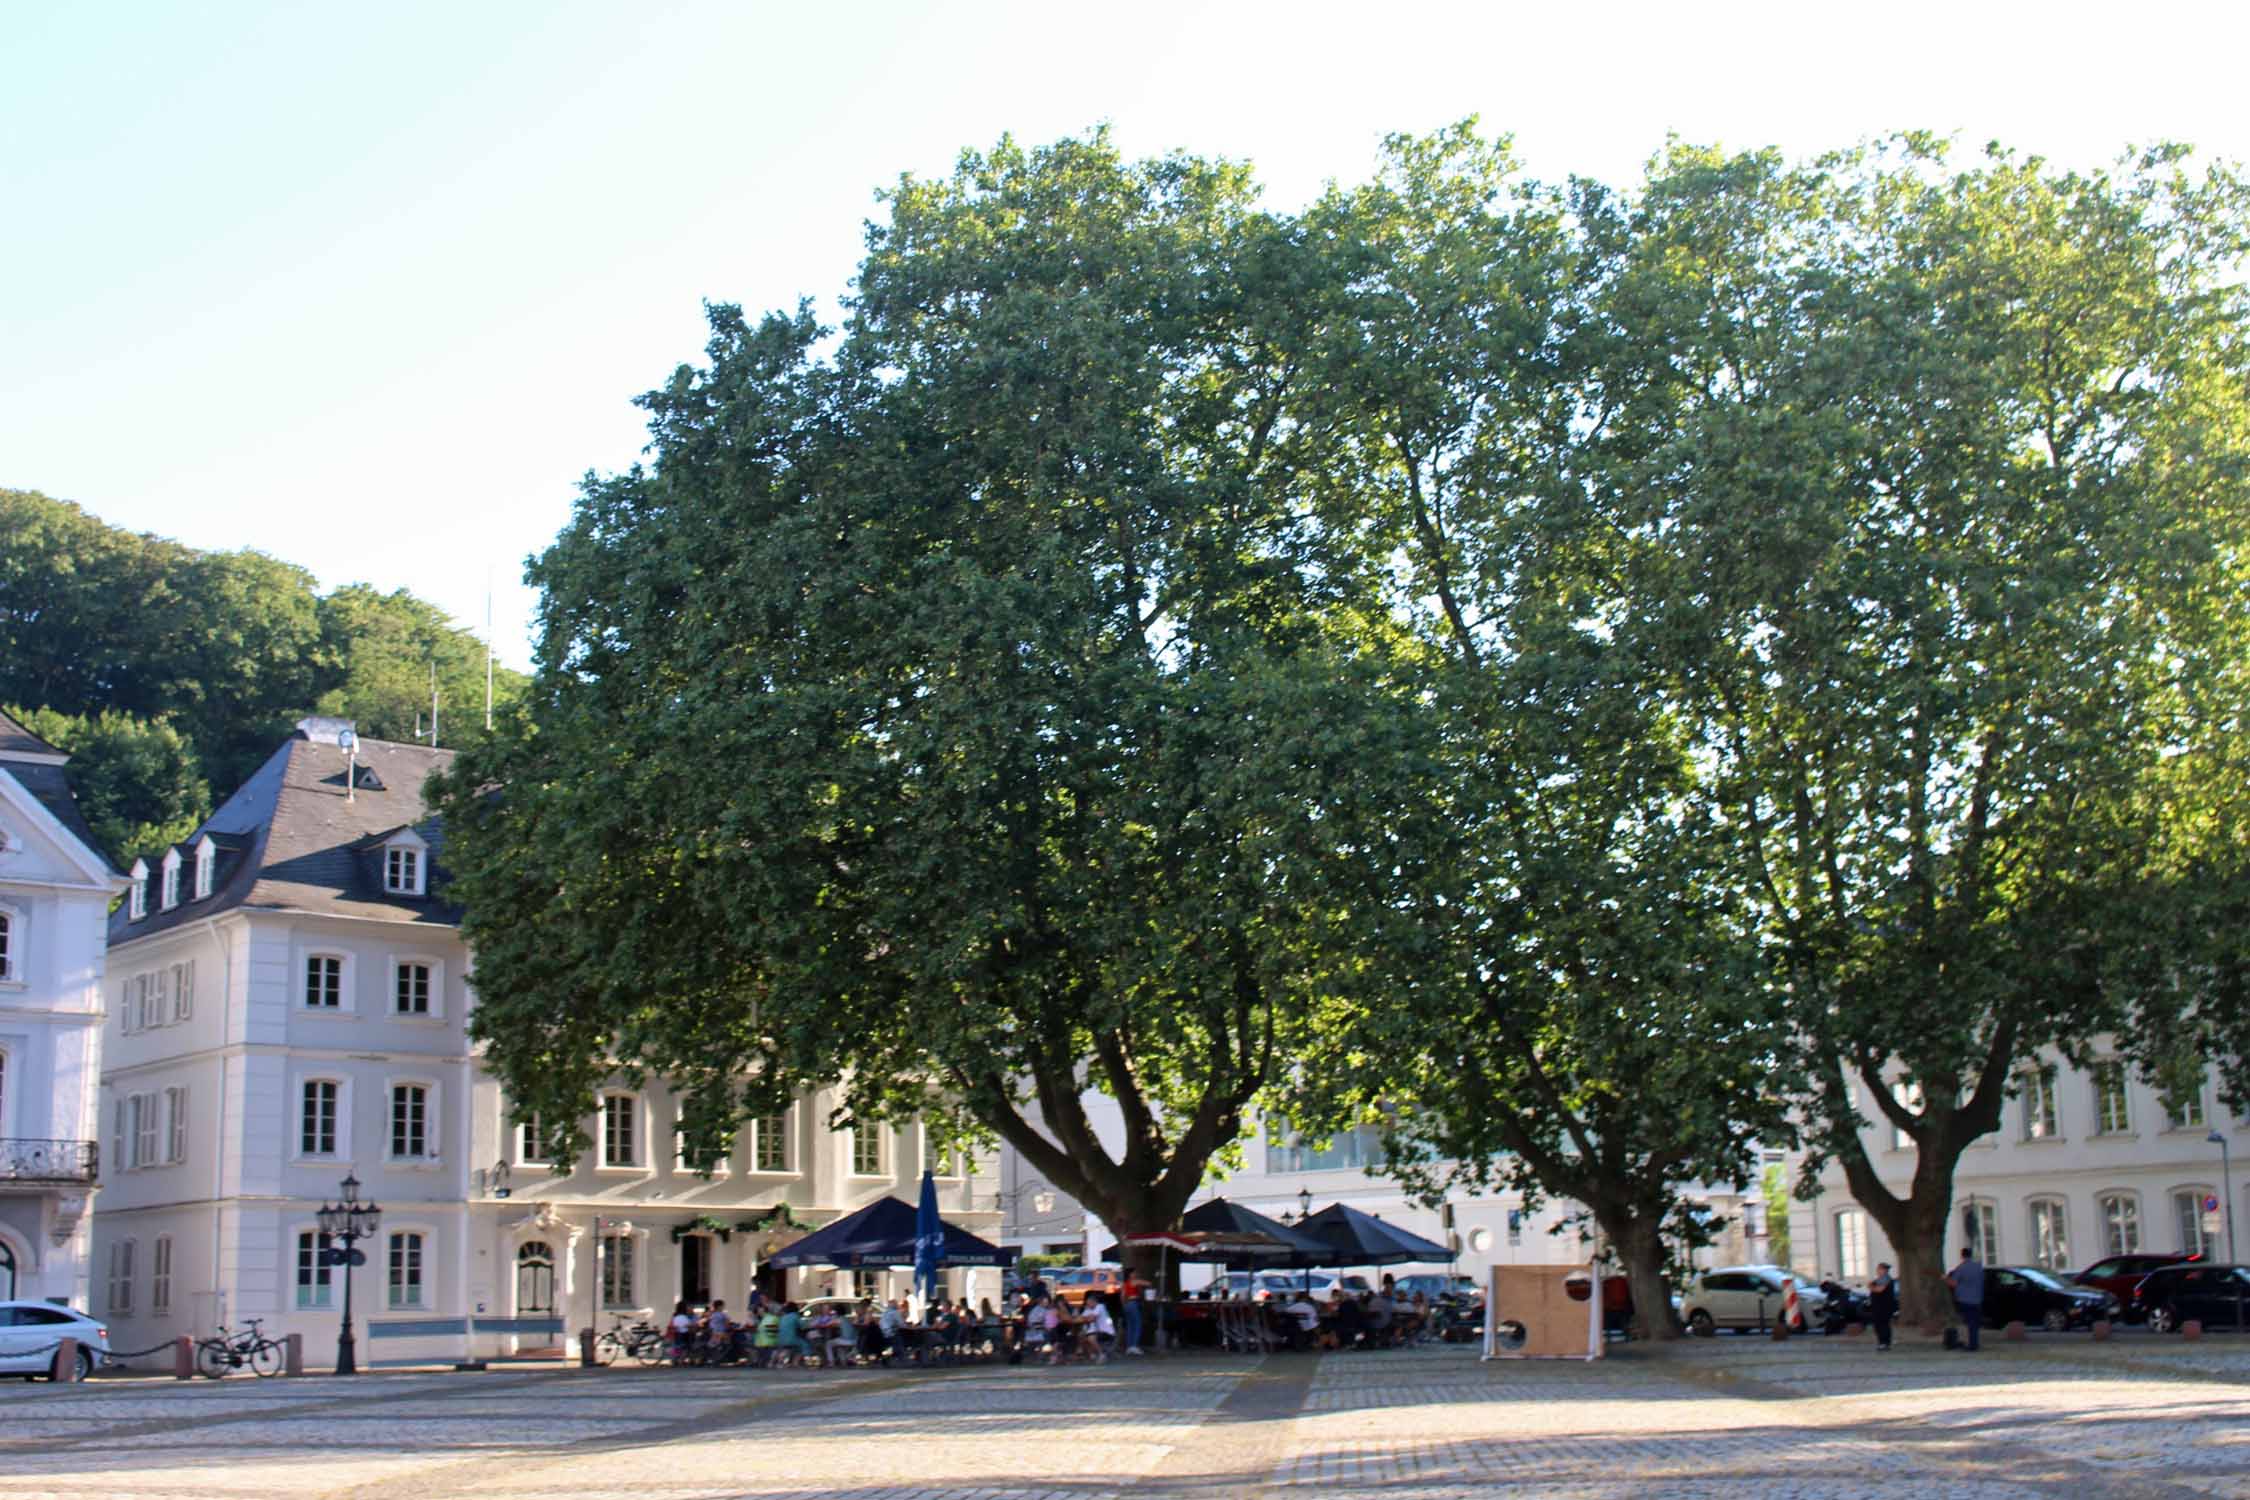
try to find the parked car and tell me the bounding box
[1051,1267,1123,1308]
[1679,1267,1828,1335]
[2071,1252,2201,1318]
[2133,1263,2250,1333]
[1393,1274,1478,1302]
[0,1301,109,1380]
[1977,1266,2113,1331]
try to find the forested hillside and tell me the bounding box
[2,486,526,864]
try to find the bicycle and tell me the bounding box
[592,1316,665,1366]
[195,1319,284,1379]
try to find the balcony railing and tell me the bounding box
[0,1138,99,1185]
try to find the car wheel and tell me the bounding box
[2150,1305,2178,1334]
[1687,1309,1715,1337]
[72,1347,94,1382]
[2043,1309,2069,1333]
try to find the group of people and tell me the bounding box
[663,1293,1011,1368]
[1275,1277,1431,1351]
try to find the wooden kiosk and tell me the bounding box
[1481,1263,1604,1361]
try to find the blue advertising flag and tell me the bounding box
[914,1169,943,1303]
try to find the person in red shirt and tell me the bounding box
[1120,1268,1146,1355]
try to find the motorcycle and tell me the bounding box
[1817,1279,1871,1335]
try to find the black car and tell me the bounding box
[1978,1266,2112,1330]
[2134,1264,2250,1333]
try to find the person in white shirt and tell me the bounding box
[1085,1298,1117,1362]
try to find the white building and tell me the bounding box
[93,721,997,1367]
[0,711,125,1305]
[1798,1056,2246,1283]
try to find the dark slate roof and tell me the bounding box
[0,708,120,876]
[0,708,65,760]
[111,729,461,946]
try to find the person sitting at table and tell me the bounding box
[1284,1292,1321,1351]
[706,1299,740,1363]
[667,1299,698,1363]
[1083,1294,1117,1363]
[753,1304,783,1366]
[1331,1291,1368,1349]
[1019,1293,1048,1359]
[878,1298,906,1366]
[803,1304,843,1369]
[852,1300,885,1365]
[771,1301,809,1367]
[1040,1295,1069,1363]
[1365,1288,1397,1347]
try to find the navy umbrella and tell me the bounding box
[1297,1202,1452,1267]
[1180,1198,1332,1269]
[764,1195,1019,1270]
[914,1170,943,1303]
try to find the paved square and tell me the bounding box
[2,1334,2246,1498]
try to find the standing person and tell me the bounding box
[1947,1247,1986,1352]
[1867,1264,1899,1352]
[1119,1268,1145,1356]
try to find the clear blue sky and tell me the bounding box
[6,0,2245,671]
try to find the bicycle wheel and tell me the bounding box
[195,1340,231,1379]
[630,1331,665,1366]
[249,1338,285,1378]
[591,1332,620,1366]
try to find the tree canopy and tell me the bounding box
[1,486,527,864]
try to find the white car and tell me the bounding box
[1679,1267,1827,1335]
[0,1300,110,1380]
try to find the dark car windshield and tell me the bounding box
[2014,1268,2070,1291]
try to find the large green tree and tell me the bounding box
[435,135,1419,1249]
[314,584,524,747]
[1289,128,1797,1337]
[4,705,211,866]
[1584,141,2250,1322]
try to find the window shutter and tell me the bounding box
[176,960,195,1021]
[151,968,169,1027]
[167,1087,188,1163]
[111,1097,125,1171]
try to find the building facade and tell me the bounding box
[0,711,124,1304]
[1797,1056,2246,1284]
[92,722,997,1367]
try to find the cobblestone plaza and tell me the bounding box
[4,1336,2249,1500]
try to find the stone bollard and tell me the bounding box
[284,1334,303,1377]
[2183,1319,2204,1342]
[1845,1322,1864,1337]
[579,1327,598,1367]
[1769,1318,1790,1342]
[54,1337,79,1382]
[175,1334,196,1379]
[2092,1319,2112,1341]
[2003,1321,2028,1342]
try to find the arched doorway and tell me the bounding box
[515,1241,555,1314]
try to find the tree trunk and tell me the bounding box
[1834,1125,1960,1327]
[1606,1210,1682,1341]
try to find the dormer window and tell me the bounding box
[192,837,216,900]
[159,850,181,911]
[385,845,422,895]
[128,860,149,920]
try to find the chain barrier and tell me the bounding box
[18,1335,194,1364]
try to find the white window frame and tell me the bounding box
[599,1093,641,1170]
[386,1228,430,1309]
[598,1229,638,1310]
[922,1125,963,1179]
[390,955,441,1018]
[2092,1061,2133,1135]
[2174,1185,2218,1256]
[295,1227,334,1309]
[674,1107,730,1177]
[159,849,181,911]
[128,860,149,920]
[2021,1064,2060,1141]
[2098,1190,2142,1257]
[2027,1196,2071,1271]
[850,1123,887,1178]
[383,836,427,896]
[299,1077,345,1160]
[2167,1086,2208,1132]
[1835,1208,1870,1279]
[1959,1195,2001,1265]
[168,959,195,1023]
[108,1237,135,1313]
[192,837,216,900]
[303,951,350,1011]
[387,1079,437,1164]
[750,1110,791,1174]
[0,901,20,984]
[131,1090,158,1169]
[163,1085,188,1164]
[514,1110,548,1166]
[151,1233,173,1315]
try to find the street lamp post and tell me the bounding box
[1297,1187,1314,1221]
[316,1173,381,1376]
[2210,1132,2237,1265]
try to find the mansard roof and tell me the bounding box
[0,707,120,876]
[111,723,460,945]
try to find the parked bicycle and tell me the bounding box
[195,1318,284,1378]
[592,1316,665,1366]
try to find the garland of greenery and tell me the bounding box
[669,1213,733,1243]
